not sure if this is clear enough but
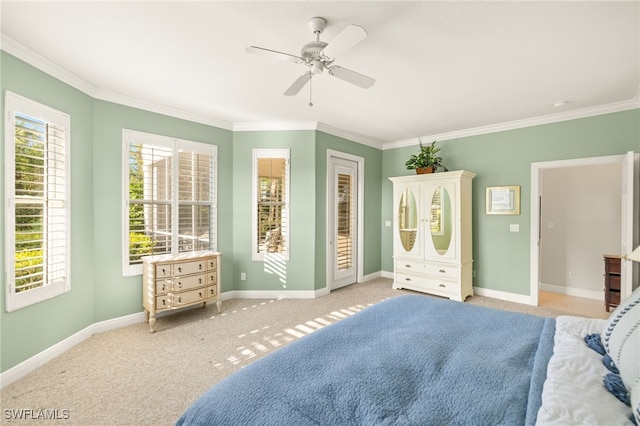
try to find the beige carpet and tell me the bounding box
[1,278,567,425]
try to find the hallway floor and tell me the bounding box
[539,291,610,319]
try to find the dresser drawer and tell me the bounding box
[173,288,207,307]
[172,273,207,291]
[206,285,217,298]
[156,295,171,310]
[207,272,217,285]
[607,275,621,291]
[173,259,207,276]
[155,263,173,278]
[206,256,217,271]
[156,279,171,294]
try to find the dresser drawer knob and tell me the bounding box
[199,263,202,270]
[178,267,182,273]
[405,277,411,281]
[439,269,446,273]
[439,283,446,288]
[199,292,202,297]
[405,264,411,268]
[199,278,202,284]
[178,296,182,303]
[177,282,182,288]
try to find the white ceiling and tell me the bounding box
[1,1,639,148]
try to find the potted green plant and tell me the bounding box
[405,140,447,174]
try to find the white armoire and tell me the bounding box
[389,170,475,301]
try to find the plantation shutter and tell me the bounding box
[13,113,67,292]
[124,130,217,275]
[5,92,71,311]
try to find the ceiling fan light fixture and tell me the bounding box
[311,59,324,74]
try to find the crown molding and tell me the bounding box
[383,96,640,150]
[94,89,233,130]
[2,33,233,130]
[1,34,98,97]
[233,121,318,132]
[234,121,384,149]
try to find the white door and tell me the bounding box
[620,151,638,299]
[328,156,358,290]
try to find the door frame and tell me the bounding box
[326,150,364,290]
[530,153,637,306]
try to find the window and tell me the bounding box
[252,149,290,261]
[123,130,217,276]
[4,92,71,312]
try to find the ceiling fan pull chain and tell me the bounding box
[308,72,313,107]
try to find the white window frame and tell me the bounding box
[4,92,71,312]
[252,149,290,261]
[122,129,217,277]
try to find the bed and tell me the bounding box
[177,290,640,425]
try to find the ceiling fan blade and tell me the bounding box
[245,46,303,64]
[321,24,368,58]
[328,66,375,89]
[284,72,312,96]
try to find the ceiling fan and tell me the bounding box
[246,17,375,99]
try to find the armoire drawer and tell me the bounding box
[396,260,459,280]
[395,272,457,294]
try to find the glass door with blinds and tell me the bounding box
[328,156,358,290]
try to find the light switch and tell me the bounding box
[510,224,520,232]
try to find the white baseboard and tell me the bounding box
[380,270,394,280]
[540,282,603,301]
[472,286,535,305]
[1,312,145,389]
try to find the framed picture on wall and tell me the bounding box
[486,185,520,215]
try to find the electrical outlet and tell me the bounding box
[241,272,246,280]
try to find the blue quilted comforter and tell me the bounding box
[177,295,556,425]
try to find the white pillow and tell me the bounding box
[631,379,640,424]
[603,286,640,387]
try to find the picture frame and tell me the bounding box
[486,185,520,215]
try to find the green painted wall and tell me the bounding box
[382,110,640,295]
[231,130,317,292]
[1,52,96,371]
[92,101,233,321]
[1,52,233,372]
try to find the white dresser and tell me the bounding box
[389,171,475,301]
[142,250,222,332]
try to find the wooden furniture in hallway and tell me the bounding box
[603,254,621,312]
